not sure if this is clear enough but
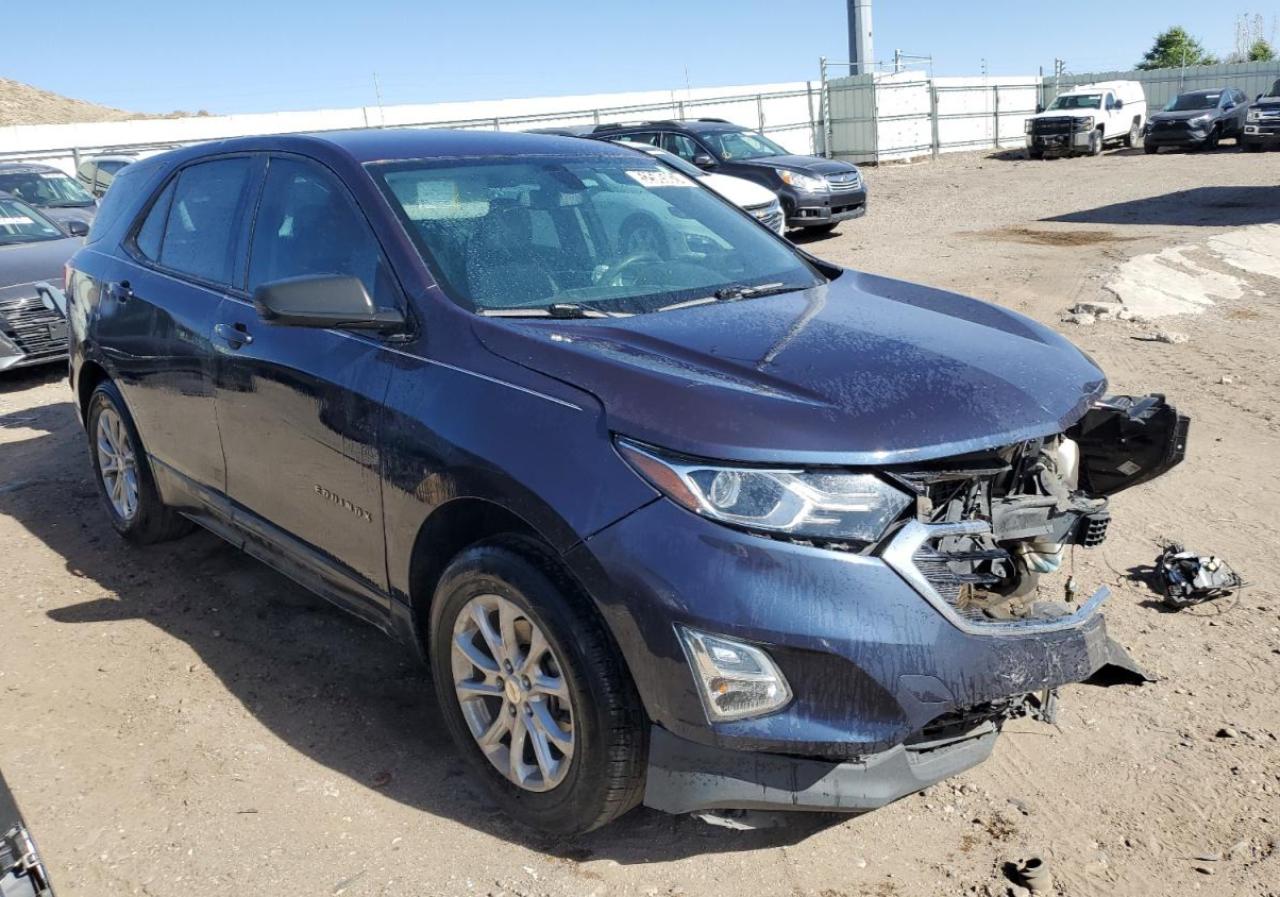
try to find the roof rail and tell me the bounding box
[692,117,730,123]
[592,120,682,132]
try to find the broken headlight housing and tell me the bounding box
[617,439,912,544]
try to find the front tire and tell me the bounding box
[1124,121,1140,148]
[1088,129,1104,156]
[1204,125,1221,150]
[429,539,647,835]
[86,381,194,544]
[1145,143,1159,155]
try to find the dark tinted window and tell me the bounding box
[134,179,175,260]
[619,130,661,147]
[248,157,394,304]
[160,158,254,285]
[663,133,702,161]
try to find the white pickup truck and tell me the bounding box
[1025,81,1148,158]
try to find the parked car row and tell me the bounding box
[529,118,867,235]
[1025,78,1280,157]
[0,155,135,371]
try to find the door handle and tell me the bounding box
[214,322,254,349]
[108,280,133,303]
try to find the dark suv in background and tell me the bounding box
[1143,88,1249,152]
[1243,79,1280,151]
[67,129,1178,835]
[590,119,866,233]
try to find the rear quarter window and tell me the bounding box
[85,162,153,244]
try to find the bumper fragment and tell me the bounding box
[643,722,998,815]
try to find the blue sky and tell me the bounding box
[4,1,1265,114]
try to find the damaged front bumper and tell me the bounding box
[568,497,1149,814]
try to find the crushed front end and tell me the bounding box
[573,395,1187,816]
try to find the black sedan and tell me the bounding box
[1144,88,1250,153]
[0,193,81,372]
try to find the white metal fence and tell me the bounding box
[0,82,823,173]
[825,71,1040,163]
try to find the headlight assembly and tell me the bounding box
[1074,117,1095,131]
[617,439,912,544]
[775,169,828,193]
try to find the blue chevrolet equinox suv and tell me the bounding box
[66,129,1186,834]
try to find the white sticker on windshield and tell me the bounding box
[0,216,35,226]
[39,172,65,179]
[625,169,694,188]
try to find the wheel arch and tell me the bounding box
[76,359,111,424]
[402,496,567,662]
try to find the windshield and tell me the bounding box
[0,197,63,244]
[699,129,789,161]
[1166,93,1218,111]
[1269,79,1280,98]
[372,155,822,315]
[0,170,95,207]
[1049,94,1102,110]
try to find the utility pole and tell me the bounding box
[372,72,386,127]
[847,0,873,75]
[894,48,902,73]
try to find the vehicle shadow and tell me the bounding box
[788,228,843,246]
[0,364,64,396]
[0,401,843,863]
[1042,185,1280,227]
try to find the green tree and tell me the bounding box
[1136,26,1220,70]
[1247,38,1276,62]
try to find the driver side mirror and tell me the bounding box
[1114,99,1124,110]
[692,153,716,169]
[254,275,405,332]
[64,219,90,237]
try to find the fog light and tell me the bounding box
[677,626,792,722]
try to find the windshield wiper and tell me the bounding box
[478,303,626,319]
[654,282,808,314]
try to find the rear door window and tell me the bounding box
[663,133,703,162]
[158,158,256,286]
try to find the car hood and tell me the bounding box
[474,271,1107,466]
[702,172,777,208]
[1150,109,1218,122]
[0,236,80,292]
[1031,110,1099,121]
[39,206,96,229]
[734,154,859,176]
[1253,97,1280,109]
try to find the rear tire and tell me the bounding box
[86,381,194,544]
[1144,143,1159,155]
[429,539,647,835]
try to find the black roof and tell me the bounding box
[141,127,642,169]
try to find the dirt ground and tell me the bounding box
[2,144,1279,897]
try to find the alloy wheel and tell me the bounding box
[96,406,139,521]
[450,593,575,792]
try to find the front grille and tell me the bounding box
[1152,120,1190,131]
[0,295,67,359]
[912,539,1012,625]
[1032,117,1076,135]
[827,172,862,192]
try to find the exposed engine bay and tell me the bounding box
[889,394,1189,623]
